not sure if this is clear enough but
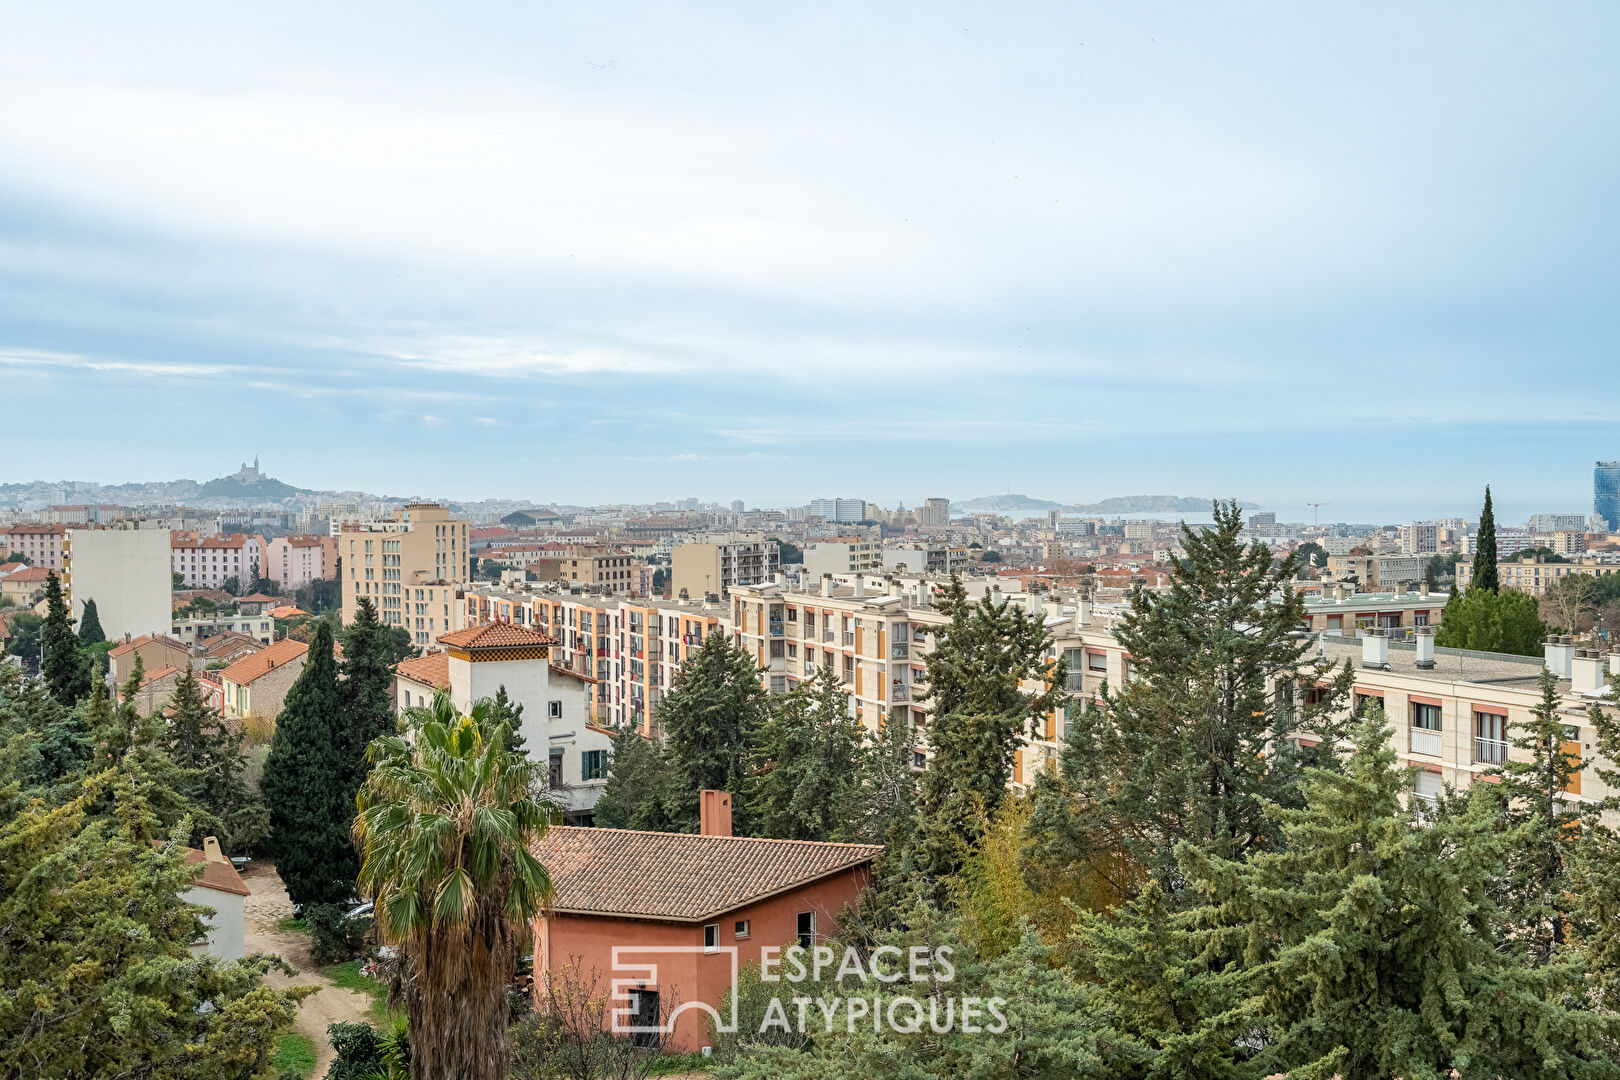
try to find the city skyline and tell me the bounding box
[4,5,1619,506]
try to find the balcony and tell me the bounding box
[769,620,785,637]
[891,684,909,702]
[1409,727,1442,757]
[890,644,910,660]
[1473,737,1509,765]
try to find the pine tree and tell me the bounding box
[746,665,863,841]
[41,571,90,706]
[489,684,526,756]
[1571,669,1620,1000]
[898,576,1065,905]
[261,621,357,906]
[339,597,399,796]
[851,704,919,846]
[1486,668,1585,965]
[163,665,268,854]
[654,631,768,832]
[1475,484,1499,593]
[1040,500,1353,898]
[1182,715,1617,1079]
[591,727,680,831]
[75,598,105,645]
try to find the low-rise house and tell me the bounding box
[172,612,277,647]
[0,565,50,608]
[220,638,309,726]
[172,836,250,961]
[196,630,265,668]
[109,633,191,689]
[531,793,880,1052]
[129,665,184,714]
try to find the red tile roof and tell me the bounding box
[552,665,596,683]
[108,633,188,659]
[177,845,252,896]
[534,827,881,922]
[437,622,558,649]
[395,650,450,690]
[267,605,312,620]
[237,593,279,604]
[198,631,265,660]
[142,665,181,686]
[0,562,23,576]
[2,566,50,583]
[220,638,308,687]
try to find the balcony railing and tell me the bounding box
[1409,727,1443,757]
[890,644,910,660]
[891,685,909,702]
[1473,737,1509,765]
[769,621,784,637]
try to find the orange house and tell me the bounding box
[531,792,880,1052]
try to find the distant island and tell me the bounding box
[952,494,1256,517]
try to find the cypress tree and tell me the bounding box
[654,631,769,832]
[746,665,863,841]
[75,598,105,645]
[339,597,399,793]
[41,571,90,706]
[261,621,357,906]
[1474,485,1499,593]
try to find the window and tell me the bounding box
[1413,768,1442,803]
[704,923,719,952]
[1411,703,1442,730]
[734,919,750,940]
[548,750,563,789]
[581,750,607,781]
[1086,651,1107,672]
[1474,711,1508,764]
[548,700,563,718]
[796,911,816,949]
[1410,701,1442,757]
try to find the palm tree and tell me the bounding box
[354,688,557,1080]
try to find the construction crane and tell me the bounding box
[1306,502,1329,526]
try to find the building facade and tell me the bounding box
[670,534,779,599]
[0,523,66,570]
[63,527,172,642]
[171,533,267,590]
[264,534,337,590]
[1598,461,1620,533]
[341,503,469,644]
[1456,553,1620,597]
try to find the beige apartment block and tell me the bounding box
[63,526,173,642]
[670,533,778,599]
[341,503,469,645]
[1455,553,1620,597]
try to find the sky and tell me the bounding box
[3,3,1618,520]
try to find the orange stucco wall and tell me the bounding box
[533,864,872,1052]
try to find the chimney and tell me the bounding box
[1420,581,1430,598]
[699,790,732,837]
[202,836,227,864]
[1075,595,1092,629]
[1415,626,1435,669]
[1545,637,1576,679]
[1573,650,1609,696]
[821,573,833,598]
[1361,628,1389,669]
[854,576,865,598]
[773,572,785,587]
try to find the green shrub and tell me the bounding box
[306,903,368,965]
[324,1021,382,1080]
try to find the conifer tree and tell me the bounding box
[746,665,863,841]
[489,684,526,756]
[75,597,105,645]
[654,631,768,832]
[850,704,919,847]
[0,769,309,1078]
[339,597,398,794]
[1183,715,1617,1079]
[163,664,268,853]
[1486,668,1585,965]
[1475,484,1500,593]
[591,727,680,831]
[1041,501,1353,897]
[1571,669,1620,999]
[40,571,90,706]
[261,621,357,905]
[897,577,1064,904]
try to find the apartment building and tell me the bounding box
[1528,513,1590,534]
[0,523,66,570]
[1456,553,1620,597]
[341,503,469,643]
[1299,584,1445,639]
[528,547,646,594]
[808,498,865,524]
[1399,522,1439,556]
[670,533,778,599]
[1326,554,1426,591]
[802,539,882,578]
[171,533,267,589]
[462,583,727,731]
[63,527,172,642]
[918,497,951,526]
[264,534,337,590]
[882,542,969,576]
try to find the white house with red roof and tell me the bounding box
[396,622,613,822]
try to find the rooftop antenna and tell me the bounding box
[1307,502,1328,527]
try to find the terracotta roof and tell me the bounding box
[535,827,881,923]
[0,562,23,576]
[109,633,187,659]
[437,622,558,649]
[220,638,308,687]
[170,533,259,550]
[236,593,277,604]
[552,665,596,684]
[2,524,66,535]
[141,665,181,686]
[280,536,325,547]
[268,605,312,619]
[395,650,450,690]
[153,842,251,897]
[2,566,50,583]
[198,631,265,660]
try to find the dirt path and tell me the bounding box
[241,861,377,1077]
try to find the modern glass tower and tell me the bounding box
[1597,460,1620,532]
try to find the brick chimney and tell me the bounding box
[699,790,732,837]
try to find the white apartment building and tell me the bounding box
[1399,522,1439,556]
[808,498,865,524]
[881,543,970,576]
[802,539,883,578]
[171,533,266,589]
[63,526,172,642]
